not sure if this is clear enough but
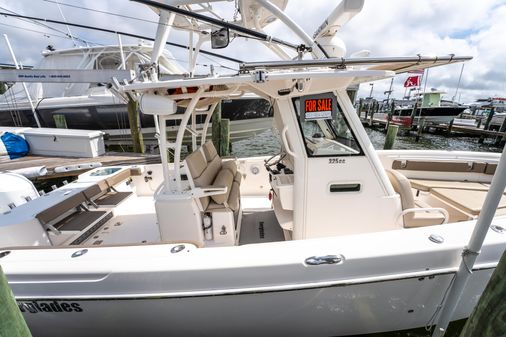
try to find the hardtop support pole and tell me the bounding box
[256,0,324,59]
[431,144,506,337]
[150,11,176,137]
[173,86,205,192]
[201,102,218,146]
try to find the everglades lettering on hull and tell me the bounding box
[18,300,83,313]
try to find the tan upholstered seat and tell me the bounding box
[431,188,506,216]
[386,169,447,228]
[36,192,87,225]
[409,179,489,192]
[185,141,241,212]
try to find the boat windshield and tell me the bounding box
[293,95,362,157]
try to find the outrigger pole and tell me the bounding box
[130,0,300,51]
[3,34,42,128]
[0,11,243,65]
[239,55,473,72]
[431,143,506,337]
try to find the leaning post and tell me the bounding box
[459,251,506,337]
[0,266,33,337]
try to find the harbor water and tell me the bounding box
[232,127,503,157]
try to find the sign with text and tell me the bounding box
[300,93,337,121]
[0,69,134,83]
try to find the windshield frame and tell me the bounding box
[292,94,364,158]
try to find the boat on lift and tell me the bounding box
[363,90,467,127]
[0,1,504,336]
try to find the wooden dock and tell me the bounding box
[359,115,506,145]
[0,152,160,180]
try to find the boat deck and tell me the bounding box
[239,210,284,245]
[0,152,160,179]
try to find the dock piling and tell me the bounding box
[483,107,495,131]
[415,118,425,142]
[369,102,375,127]
[495,116,506,146]
[383,125,399,150]
[0,266,32,337]
[357,98,363,117]
[480,107,496,143]
[447,119,454,136]
[220,119,231,156]
[212,102,222,153]
[459,251,506,337]
[211,102,230,156]
[127,96,145,154]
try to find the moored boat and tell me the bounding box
[0,1,503,337]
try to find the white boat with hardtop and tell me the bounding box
[0,1,505,336]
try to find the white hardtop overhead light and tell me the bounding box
[139,94,177,116]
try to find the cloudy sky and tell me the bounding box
[0,0,504,103]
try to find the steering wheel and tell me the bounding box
[264,152,286,174]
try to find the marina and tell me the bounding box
[0,1,505,337]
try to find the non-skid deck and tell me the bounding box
[239,210,284,245]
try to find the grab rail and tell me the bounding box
[281,126,296,158]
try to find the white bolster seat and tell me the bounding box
[386,169,448,228]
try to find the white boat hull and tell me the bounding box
[5,213,504,336]
[16,268,491,337]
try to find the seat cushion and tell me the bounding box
[185,150,207,179]
[227,181,240,212]
[234,171,242,184]
[211,169,234,204]
[386,169,415,210]
[202,141,218,162]
[431,188,506,216]
[404,211,446,228]
[410,179,489,192]
[106,169,131,188]
[222,160,237,176]
[207,156,222,181]
[36,192,86,225]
